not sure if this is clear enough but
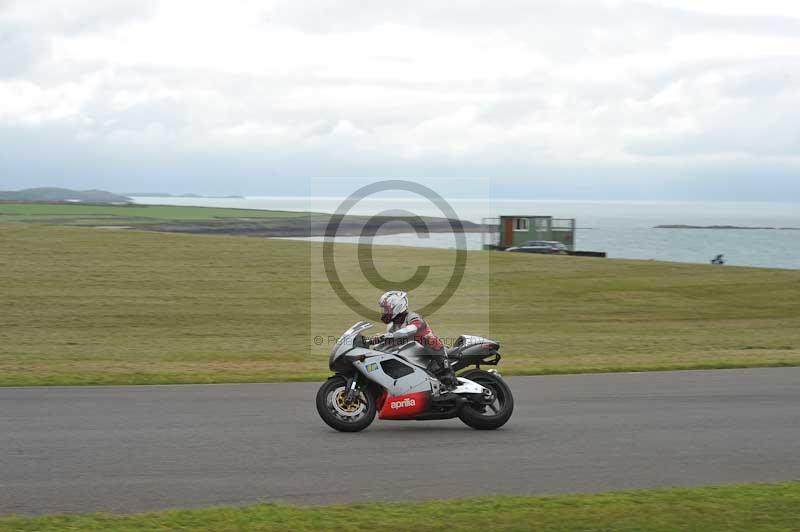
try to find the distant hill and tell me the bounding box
[127,192,245,199]
[655,224,800,230]
[0,187,131,203]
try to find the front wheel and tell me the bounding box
[316,375,376,432]
[457,369,514,430]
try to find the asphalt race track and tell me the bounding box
[2,367,799,515]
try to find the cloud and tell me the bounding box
[0,0,799,199]
[0,0,158,77]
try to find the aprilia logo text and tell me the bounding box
[390,398,416,410]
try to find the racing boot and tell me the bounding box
[434,353,459,390]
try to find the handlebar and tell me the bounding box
[368,334,387,346]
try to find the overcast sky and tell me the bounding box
[1,0,799,199]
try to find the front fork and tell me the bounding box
[343,372,361,405]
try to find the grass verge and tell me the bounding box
[2,482,800,531]
[2,223,800,386]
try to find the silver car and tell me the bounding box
[505,240,568,254]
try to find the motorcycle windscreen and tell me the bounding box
[378,390,430,420]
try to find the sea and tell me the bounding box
[131,196,800,270]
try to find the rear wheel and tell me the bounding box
[457,370,514,430]
[316,375,376,432]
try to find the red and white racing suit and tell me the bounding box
[386,311,444,352]
[385,312,455,384]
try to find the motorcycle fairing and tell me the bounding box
[350,348,489,399]
[352,353,433,397]
[377,390,430,419]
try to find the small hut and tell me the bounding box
[481,215,576,251]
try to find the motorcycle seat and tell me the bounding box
[446,345,465,360]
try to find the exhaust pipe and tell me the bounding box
[413,395,467,420]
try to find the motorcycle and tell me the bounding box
[316,321,514,432]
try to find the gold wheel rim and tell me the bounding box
[335,390,360,413]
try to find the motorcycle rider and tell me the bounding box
[373,290,459,388]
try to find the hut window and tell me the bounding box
[514,218,529,231]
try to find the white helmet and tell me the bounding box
[378,290,408,324]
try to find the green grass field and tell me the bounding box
[2,482,799,531]
[0,201,474,237]
[0,201,326,229]
[0,201,315,223]
[3,222,800,385]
